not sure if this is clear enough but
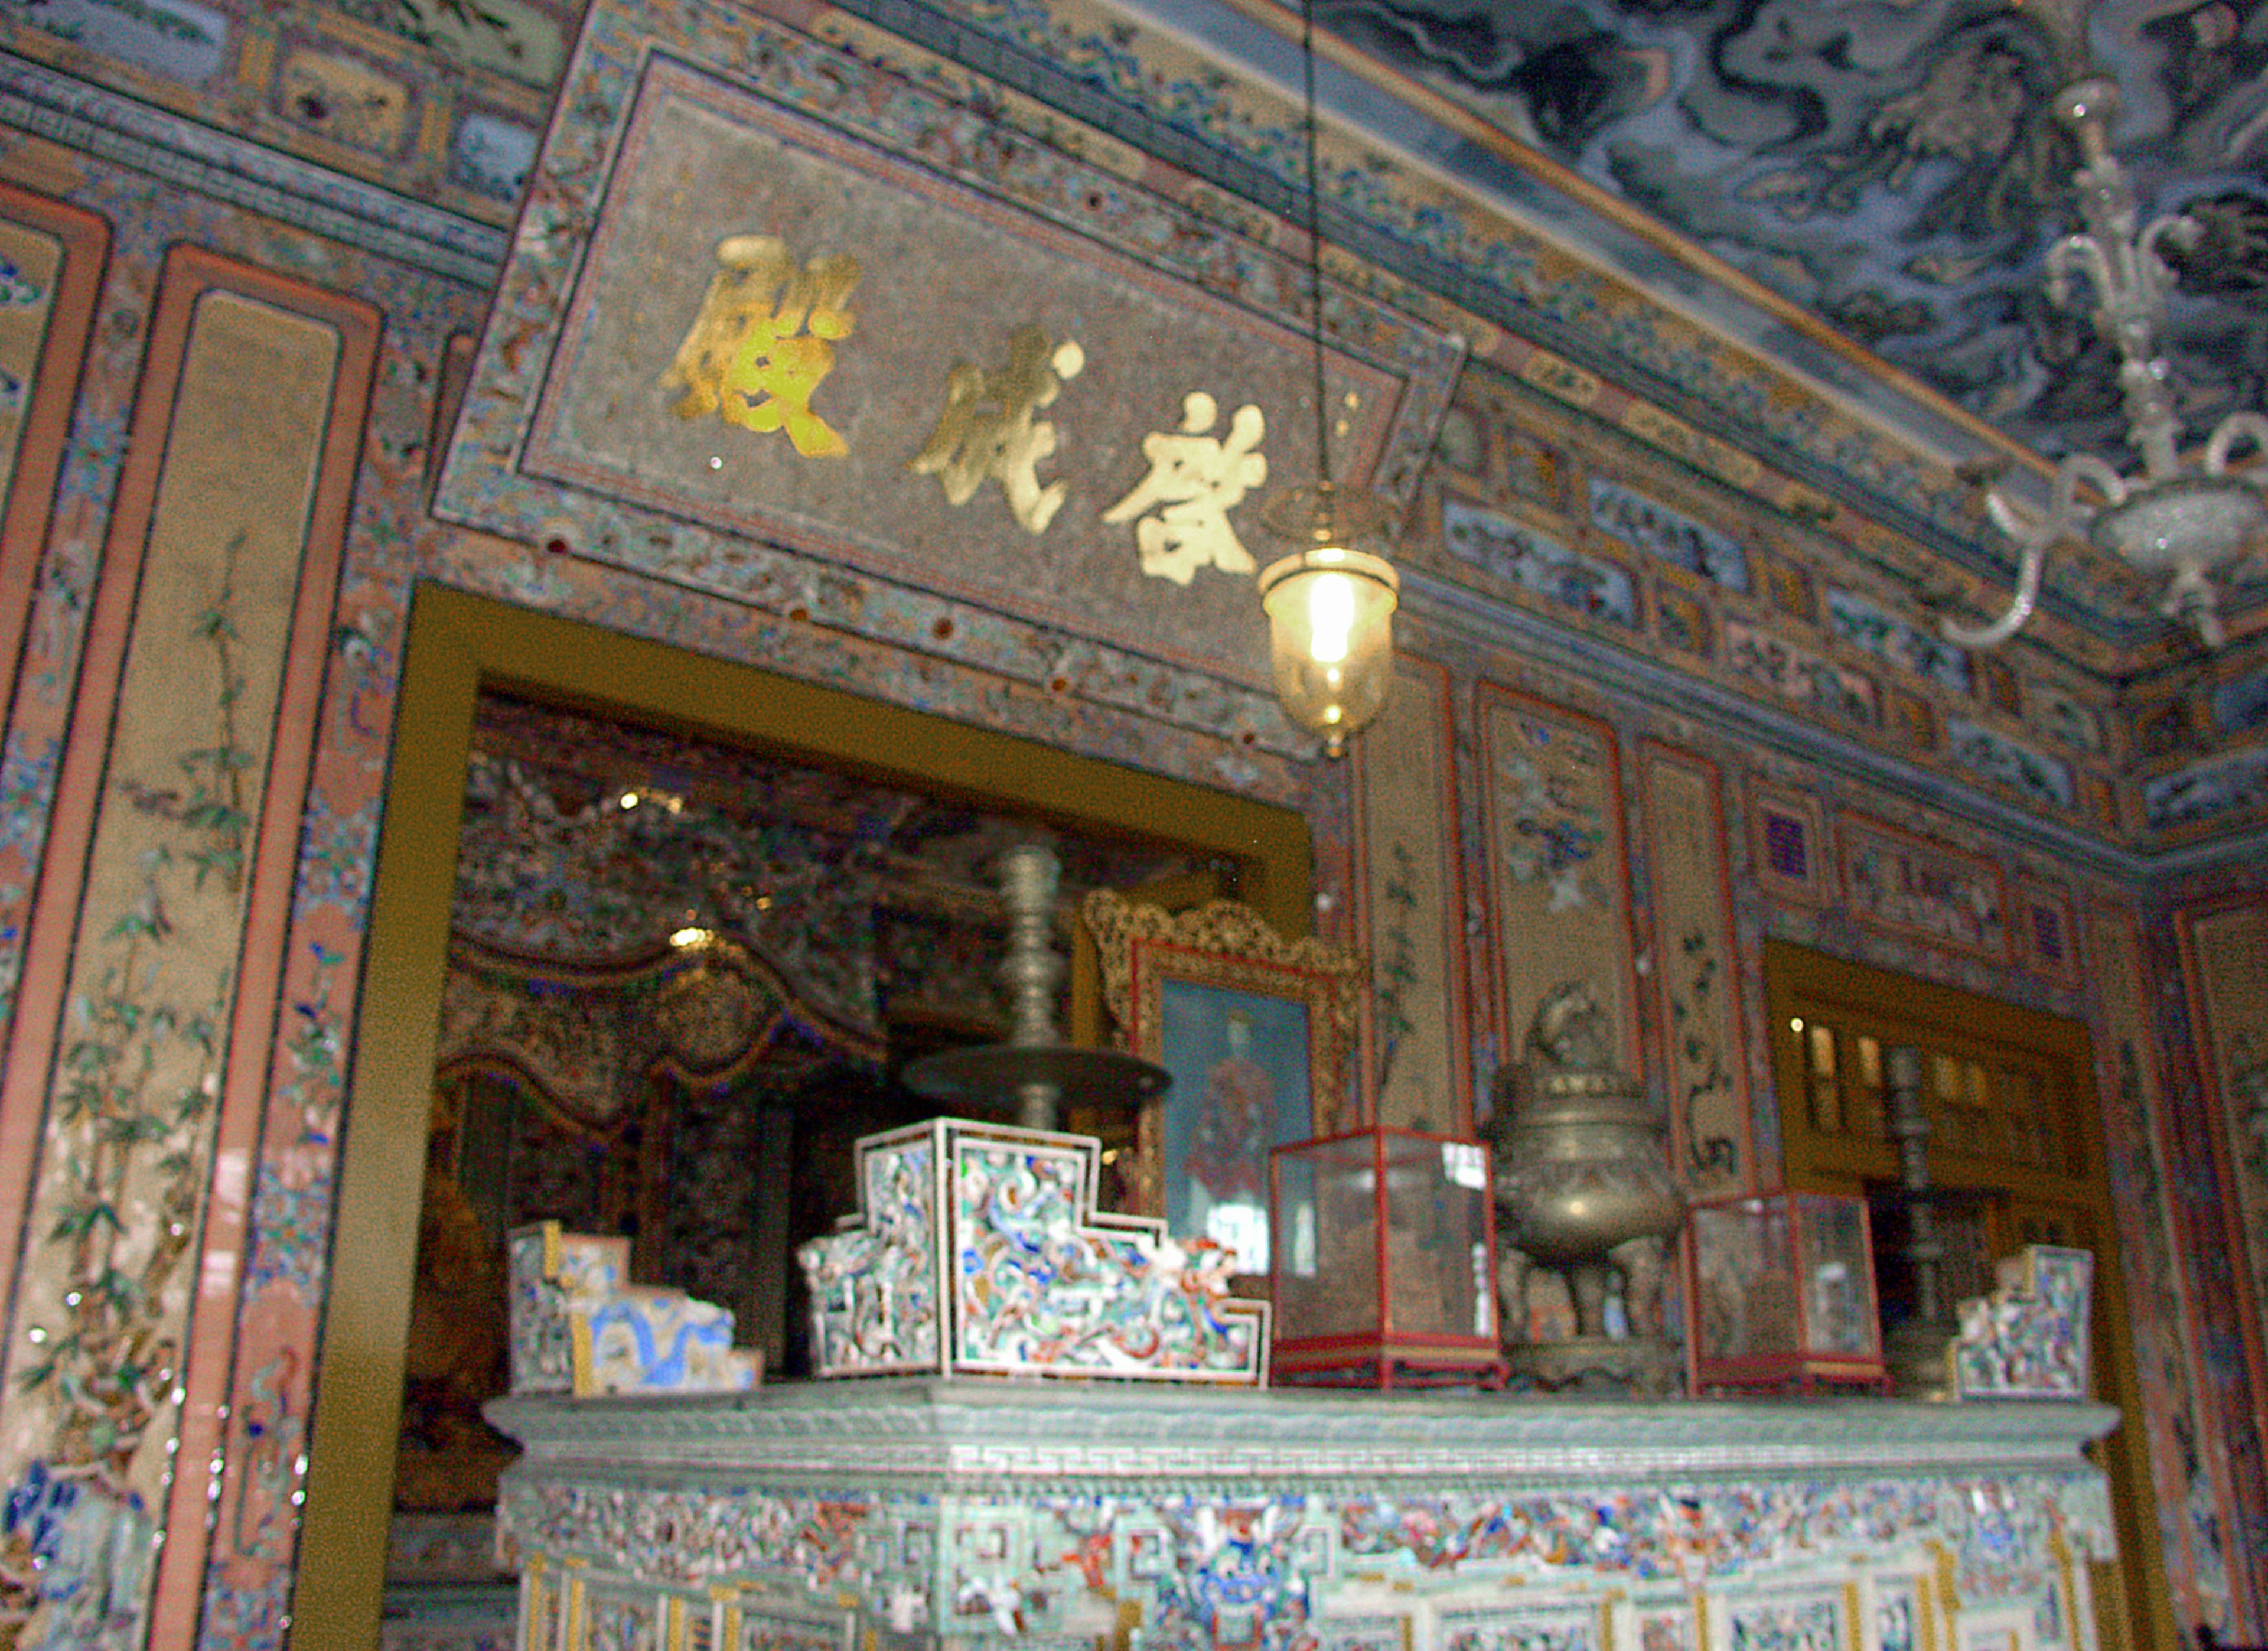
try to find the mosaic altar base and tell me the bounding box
[487,1380,2117,1651]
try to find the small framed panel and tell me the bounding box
[2012,880,2080,988]
[1707,1578,1862,1651]
[1748,786,1833,908]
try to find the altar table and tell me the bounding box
[486,1378,2117,1650]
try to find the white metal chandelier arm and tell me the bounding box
[1948,450,2124,649]
[1945,74,2268,650]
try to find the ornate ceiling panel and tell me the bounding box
[1314,0,2268,476]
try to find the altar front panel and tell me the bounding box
[489,1380,2116,1651]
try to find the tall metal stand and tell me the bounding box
[902,841,1167,1130]
[1883,1044,1957,1399]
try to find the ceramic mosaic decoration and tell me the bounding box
[506,1220,761,1396]
[1953,1244,2094,1401]
[797,1116,1269,1383]
[487,1382,2118,1650]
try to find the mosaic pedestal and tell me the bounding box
[487,1381,2117,1650]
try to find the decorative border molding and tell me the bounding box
[490,1379,2122,1485]
[1407,569,2268,886]
[0,53,505,285]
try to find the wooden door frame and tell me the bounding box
[288,582,1315,1649]
[1764,937,2175,1651]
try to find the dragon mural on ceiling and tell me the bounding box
[1319,0,2268,469]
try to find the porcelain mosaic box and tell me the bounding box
[506,1220,761,1396]
[1953,1243,2094,1400]
[796,1115,1269,1382]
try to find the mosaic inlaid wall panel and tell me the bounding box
[1838,815,2006,963]
[2084,911,2223,1637]
[0,184,105,1026]
[1476,686,1637,1076]
[2176,900,2268,1457]
[0,250,377,1651]
[1638,744,1748,1196]
[1357,654,1470,1133]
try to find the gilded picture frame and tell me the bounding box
[1081,891,1364,1276]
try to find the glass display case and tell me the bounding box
[1269,1127,1504,1388]
[1686,1191,1887,1394]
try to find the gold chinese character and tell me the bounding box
[908,327,1086,534]
[1102,391,1267,585]
[663,235,860,458]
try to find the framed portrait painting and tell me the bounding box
[1083,892,1364,1275]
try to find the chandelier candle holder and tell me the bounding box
[1950,74,2268,650]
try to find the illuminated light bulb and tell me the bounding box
[1307,570,1355,665]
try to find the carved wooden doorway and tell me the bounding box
[1764,939,2172,1651]
[298,585,1317,1651]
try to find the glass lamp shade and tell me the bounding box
[1256,484,1399,757]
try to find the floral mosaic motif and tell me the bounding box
[953,1139,1260,1378]
[1823,588,1970,693]
[0,731,60,1029]
[449,111,539,202]
[506,1480,888,1600]
[799,1129,940,1374]
[1135,1494,1318,1647]
[585,1587,659,1651]
[1441,1605,1597,1650]
[1588,478,1749,593]
[1668,929,1738,1186]
[274,48,412,155]
[331,0,564,86]
[0,254,44,308]
[243,940,344,1299]
[1442,497,1637,627]
[1494,744,1609,914]
[1637,1608,1697,1651]
[1953,1245,2093,1401]
[0,1461,157,1650]
[1654,588,1710,657]
[226,1351,304,1570]
[1371,839,1421,1093]
[2144,746,2268,831]
[1876,1591,1917,1651]
[2029,683,2105,754]
[1334,1471,2101,1587]
[1723,622,1878,730]
[1944,719,2074,812]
